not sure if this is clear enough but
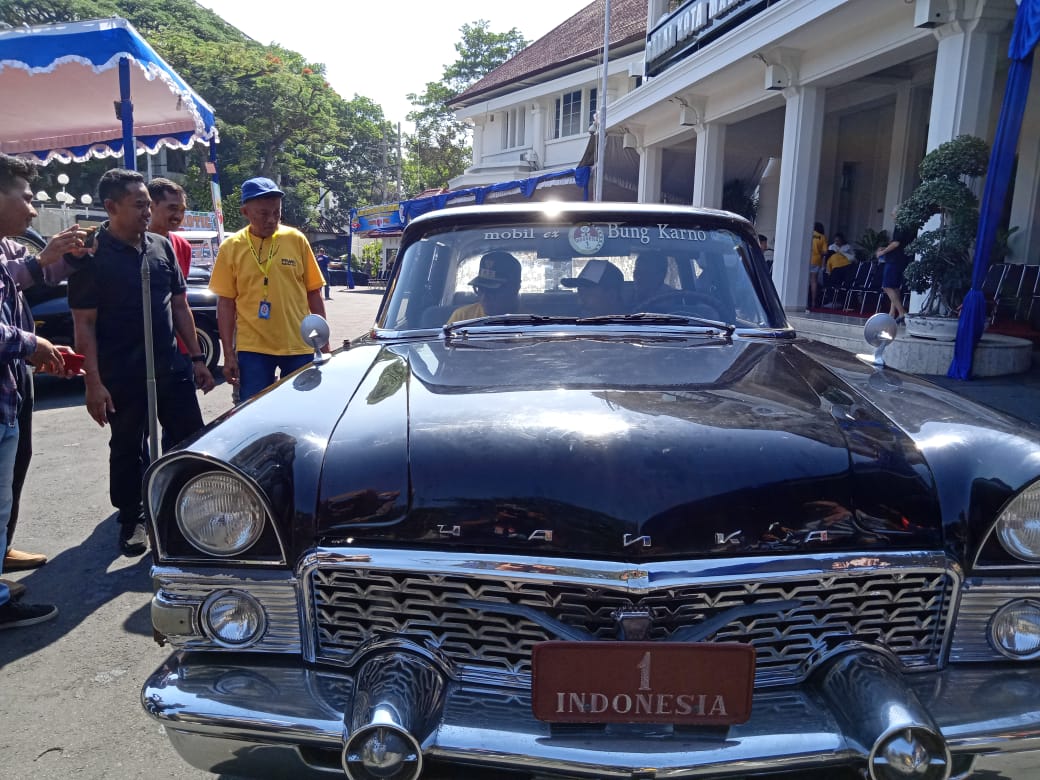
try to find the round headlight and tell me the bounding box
[202,590,266,648]
[995,483,1040,562]
[989,599,1040,660]
[177,472,267,556]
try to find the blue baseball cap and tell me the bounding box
[241,177,284,204]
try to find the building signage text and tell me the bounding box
[646,0,763,77]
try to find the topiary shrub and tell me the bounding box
[898,134,989,315]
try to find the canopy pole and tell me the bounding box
[118,57,135,170]
[208,146,225,243]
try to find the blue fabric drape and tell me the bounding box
[398,167,592,225]
[949,0,1040,379]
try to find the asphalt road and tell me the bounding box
[0,286,385,780]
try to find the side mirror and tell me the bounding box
[300,314,331,363]
[858,313,899,366]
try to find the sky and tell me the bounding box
[198,0,596,127]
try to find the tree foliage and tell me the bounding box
[404,20,527,194]
[1,0,395,232]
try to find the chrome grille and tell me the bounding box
[309,556,955,688]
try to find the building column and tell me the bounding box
[470,118,486,170]
[1008,52,1040,264]
[883,84,915,216]
[925,10,1008,152]
[530,103,546,167]
[638,144,663,204]
[692,122,725,208]
[774,85,825,312]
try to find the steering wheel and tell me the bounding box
[637,291,726,321]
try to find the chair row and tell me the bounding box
[982,262,1040,324]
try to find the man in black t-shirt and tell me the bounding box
[69,169,215,556]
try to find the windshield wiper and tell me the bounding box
[578,313,736,336]
[442,313,563,332]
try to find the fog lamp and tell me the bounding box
[995,482,1040,562]
[989,599,1040,660]
[201,590,266,648]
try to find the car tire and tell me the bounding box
[194,320,221,373]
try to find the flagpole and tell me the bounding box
[594,0,611,201]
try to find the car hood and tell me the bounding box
[317,336,941,559]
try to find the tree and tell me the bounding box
[1,0,395,234]
[404,20,527,194]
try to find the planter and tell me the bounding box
[905,314,960,341]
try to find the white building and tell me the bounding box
[452,0,1039,314]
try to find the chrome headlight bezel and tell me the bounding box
[994,481,1040,563]
[176,472,268,557]
[200,589,268,649]
[989,598,1040,660]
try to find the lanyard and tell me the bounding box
[247,232,278,301]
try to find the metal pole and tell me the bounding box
[594,0,611,202]
[141,257,159,461]
[118,58,135,170]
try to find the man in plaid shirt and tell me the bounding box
[0,153,74,630]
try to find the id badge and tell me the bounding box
[258,300,272,320]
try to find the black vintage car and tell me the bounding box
[141,203,1040,780]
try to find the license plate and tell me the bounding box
[531,641,755,725]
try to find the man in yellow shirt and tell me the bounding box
[446,251,521,324]
[209,178,327,402]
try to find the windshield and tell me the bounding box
[378,218,773,331]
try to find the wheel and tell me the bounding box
[194,320,221,373]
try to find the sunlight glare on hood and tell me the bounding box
[530,409,631,438]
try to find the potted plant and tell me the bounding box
[898,134,989,339]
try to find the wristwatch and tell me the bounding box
[190,354,206,363]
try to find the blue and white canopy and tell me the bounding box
[0,17,218,165]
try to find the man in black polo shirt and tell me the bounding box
[69,169,215,556]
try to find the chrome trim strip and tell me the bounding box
[146,452,288,565]
[302,548,957,586]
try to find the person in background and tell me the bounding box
[631,251,673,309]
[808,222,827,309]
[0,152,74,628]
[877,210,912,324]
[209,177,326,402]
[147,178,192,280]
[562,259,625,317]
[69,168,215,557]
[447,251,521,324]
[314,246,332,300]
[824,232,856,295]
[758,234,774,276]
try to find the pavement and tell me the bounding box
[920,350,1040,428]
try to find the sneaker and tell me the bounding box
[3,548,47,570]
[0,599,58,630]
[118,522,149,556]
[0,578,26,601]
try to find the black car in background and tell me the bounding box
[141,202,1040,780]
[22,260,221,373]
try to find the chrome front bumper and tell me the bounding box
[143,650,1040,779]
